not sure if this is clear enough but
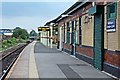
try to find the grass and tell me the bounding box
[0,37,27,52]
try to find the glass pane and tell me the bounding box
[107,3,116,19]
[110,4,115,13]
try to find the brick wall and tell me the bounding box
[81,13,94,47]
[63,43,72,50]
[103,1,120,70]
[104,3,119,51]
[104,5,108,49]
[104,50,120,68]
[108,33,118,51]
[76,45,93,58]
[118,1,120,50]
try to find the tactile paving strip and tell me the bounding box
[34,42,61,53]
[57,64,84,80]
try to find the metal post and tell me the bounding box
[59,27,62,50]
[47,31,49,46]
[50,26,53,48]
[41,31,42,43]
[39,32,40,42]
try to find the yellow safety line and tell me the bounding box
[29,41,39,79]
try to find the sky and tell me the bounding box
[1,0,77,33]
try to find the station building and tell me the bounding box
[0,29,13,40]
[45,1,120,78]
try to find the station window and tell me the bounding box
[67,22,70,44]
[65,23,67,43]
[75,20,79,45]
[107,3,117,19]
[63,23,65,42]
[79,17,82,45]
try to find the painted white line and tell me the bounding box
[102,71,119,80]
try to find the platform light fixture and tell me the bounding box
[61,14,73,18]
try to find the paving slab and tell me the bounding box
[8,41,39,79]
[9,44,30,78]
[34,42,113,80]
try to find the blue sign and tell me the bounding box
[106,19,116,32]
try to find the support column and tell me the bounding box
[50,26,53,48]
[47,31,49,47]
[59,27,62,50]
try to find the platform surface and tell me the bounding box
[7,41,114,80]
[8,41,39,79]
[34,42,113,80]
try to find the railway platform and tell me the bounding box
[6,41,39,79]
[6,41,115,80]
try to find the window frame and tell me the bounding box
[107,2,117,20]
[66,22,70,44]
[79,17,82,45]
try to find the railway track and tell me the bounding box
[0,43,28,80]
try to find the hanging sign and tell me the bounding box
[38,27,50,31]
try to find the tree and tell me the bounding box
[12,27,29,40]
[30,30,37,36]
[14,27,21,30]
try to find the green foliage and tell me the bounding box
[18,38,26,43]
[30,30,37,36]
[10,37,17,46]
[0,36,27,52]
[7,39,12,47]
[2,37,17,49]
[0,27,29,52]
[12,27,29,40]
[2,40,8,49]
